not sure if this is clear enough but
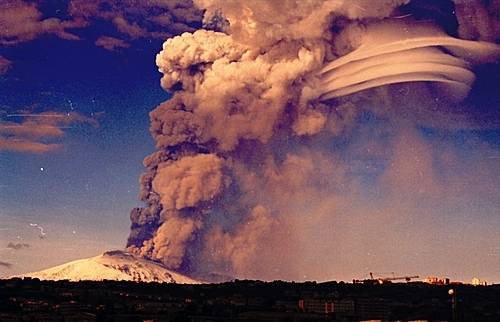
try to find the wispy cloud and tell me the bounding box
[6,242,30,250]
[112,16,148,39]
[95,36,130,51]
[68,0,202,44]
[0,0,202,58]
[0,56,12,75]
[0,139,62,153]
[0,111,99,153]
[0,0,86,46]
[0,260,13,268]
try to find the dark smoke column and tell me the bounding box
[124,24,326,278]
[122,0,408,279]
[126,0,500,280]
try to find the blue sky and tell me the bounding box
[0,13,178,275]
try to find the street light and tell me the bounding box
[448,288,457,322]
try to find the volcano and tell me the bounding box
[15,250,202,284]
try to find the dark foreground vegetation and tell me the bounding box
[1,278,499,321]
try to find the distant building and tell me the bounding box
[333,298,355,314]
[21,300,49,312]
[471,277,487,286]
[425,276,450,285]
[356,298,389,320]
[298,298,328,313]
[298,297,385,319]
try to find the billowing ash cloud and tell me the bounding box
[127,0,500,280]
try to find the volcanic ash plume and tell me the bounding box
[127,0,500,280]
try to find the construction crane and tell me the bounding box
[370,272,419,283]
[380,275,420,283]
[353,272,419,284]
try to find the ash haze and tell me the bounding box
[1,0,499,284]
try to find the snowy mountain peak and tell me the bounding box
[15,250,202,284]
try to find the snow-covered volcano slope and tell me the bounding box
[16,250,202,283]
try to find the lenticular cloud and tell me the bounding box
[318,19,500,101]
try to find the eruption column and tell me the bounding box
[127,1,500,281]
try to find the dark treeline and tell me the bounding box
[1,278,499,321]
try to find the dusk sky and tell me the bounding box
[0,0,196,276]
[1,0,499,283]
